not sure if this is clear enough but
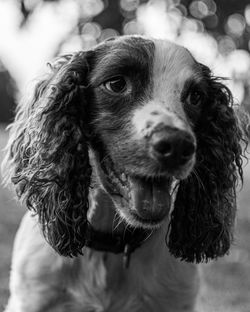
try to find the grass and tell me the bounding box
[0,126,250,311]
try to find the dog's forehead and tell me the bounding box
[92,36,154,68]
[152,39,196,80]
[151,39,196,107]
[93,36,196,79]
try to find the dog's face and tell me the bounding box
[88,36,204,229]
[5,35,246,260]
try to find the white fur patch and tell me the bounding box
[132,39,196,139]
[132,101,188,139]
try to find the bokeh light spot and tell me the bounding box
[175,4,187,17]
[137,1,180,40]
[244,5,250,26]
[120,0,139,12]
[171,0,181,5]
[189,1,209,19]
[123,20,144,35]
[80,0,104,18]
[182,18,200,32]
[81,34,97,50]
[202,0,217,15]
[100,28,119,41]
[218,35,236,55]
[227,49,250,75]
[82,22,102,39]
[226,14,246,37]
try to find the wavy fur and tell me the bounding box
[168,64,248,262]
[3,52,92,257]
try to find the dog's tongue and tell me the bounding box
[129,176,171,220]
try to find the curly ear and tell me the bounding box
[167,68,249,263]
[2,52,92,257]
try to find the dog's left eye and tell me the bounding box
[104,76,127,94]
[187,90,203,106]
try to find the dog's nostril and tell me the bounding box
[181,140,196,159]
[153,140,173,156]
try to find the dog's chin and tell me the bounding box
[116,205,166,230]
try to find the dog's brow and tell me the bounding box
[91,55,144,85]
[91,43,154,85]
[180,68,208,100]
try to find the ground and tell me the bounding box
[0,125,250,311]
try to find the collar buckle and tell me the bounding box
[123,244,132,269]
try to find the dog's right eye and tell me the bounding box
[103,76,127,94]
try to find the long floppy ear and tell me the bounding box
[167,65,249,263]
[2,52,92,257]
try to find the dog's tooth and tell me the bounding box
[127,183,132,200]
[121,173,126,182]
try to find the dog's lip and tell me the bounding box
[130,209,167,226]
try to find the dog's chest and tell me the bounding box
[70,247,198,312]
[70,249,159,311]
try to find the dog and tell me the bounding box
[2,35,248,312]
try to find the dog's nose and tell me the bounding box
[150,128,196,165]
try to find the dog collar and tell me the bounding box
[85,227,151,268]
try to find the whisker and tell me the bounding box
[192,169,205,191]
[143,229,154,243]
[112,213,123,233]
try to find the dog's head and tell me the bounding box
[3,36,248,262]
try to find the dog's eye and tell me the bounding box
[104,76,127,94]
[187,90,203,106]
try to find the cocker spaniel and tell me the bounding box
[2,35,248,312]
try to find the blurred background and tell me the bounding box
[0,0,250,311]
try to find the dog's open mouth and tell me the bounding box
[100,158,173,228]
[128,175,172,224]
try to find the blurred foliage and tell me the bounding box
[0,0,250,122]
[182,0,250,51]
[17,0,250,52]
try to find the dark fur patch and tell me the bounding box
[89,36,155,173]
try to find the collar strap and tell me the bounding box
[85,227,151,268]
